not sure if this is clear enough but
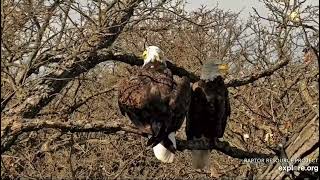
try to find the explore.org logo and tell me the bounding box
[279,165,318,172]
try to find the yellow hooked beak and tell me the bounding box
[142,50,147,60]
[218,63,229,75]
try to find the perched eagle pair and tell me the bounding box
[118,46,230,168]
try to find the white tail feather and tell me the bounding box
[152,132,176,163]
[192,150,210,169]
[153,143,175,163]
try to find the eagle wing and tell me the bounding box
[118,66,179,139]
[169,76,191,131]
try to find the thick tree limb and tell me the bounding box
[111,52,200,82]
[111,52,290,87]
[225,58,290,88]
[7,46,290,119]
[7,51,118,118]
[0,118,146,154]
[1,118,274,160]
[258,115,319,179]
[177,139,274,159]
[7,0,143,118]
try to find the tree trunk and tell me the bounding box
[257,115,319,179]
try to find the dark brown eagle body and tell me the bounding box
[118,62,191,152]
[186,77,230,140]
[186,62,230,169]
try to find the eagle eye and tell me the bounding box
[142,50,147,60]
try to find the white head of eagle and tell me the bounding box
[142,46,167,67]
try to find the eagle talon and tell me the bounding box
[146,137,156,147]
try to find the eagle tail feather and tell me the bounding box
[192,149,210,169]
[152,132,176,163]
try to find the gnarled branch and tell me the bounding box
[1,118,274,160]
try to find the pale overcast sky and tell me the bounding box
[185,0,319,18]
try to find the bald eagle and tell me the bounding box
[186,62,231,169]
[118,46,191,163]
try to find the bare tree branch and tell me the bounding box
[1,118,274,160]
[225,57,290,88]
[113,51,291,88]
[6,0,143,118]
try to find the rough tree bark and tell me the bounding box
[257,115,319,179]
